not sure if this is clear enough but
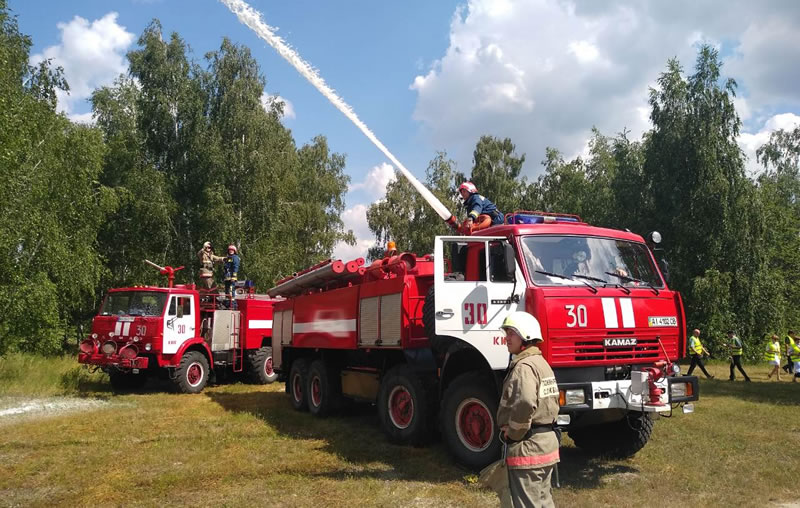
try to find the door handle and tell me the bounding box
[436,309,454,318]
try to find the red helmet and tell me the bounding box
[459,181,478,194]
[227,244,237,254]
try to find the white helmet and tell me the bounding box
[500,312,543,343]
[203,241,211,248]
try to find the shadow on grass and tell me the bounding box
[698,377,800,406]
[207,389,641,489]
[206,389,467,484]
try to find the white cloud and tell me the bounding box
[411,0,800,178]
[69,111,96,125]
[30,13,134,119]
[260,93,296,119]
[348,162,396,198]
[738,113,800,176]
[333,204,377,261]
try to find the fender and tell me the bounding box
[161,337,213,368]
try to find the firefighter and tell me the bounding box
[497,311,560,508]
[197,241,224,289]
[686,328,714,379]
[458,181,503,234]
[223,245,241,306]
[766,334,782,381]
[724,330,751,382]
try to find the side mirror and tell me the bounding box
[659,258,671,284]
[503,243,517,281]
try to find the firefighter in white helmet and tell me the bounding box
[497,311,560,508]
[197,241,224,289]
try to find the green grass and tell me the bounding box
[0,353,107,397]
[0,357,797,507]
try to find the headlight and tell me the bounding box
[671,382,689,398]
[671,363,681,376]
[119,345,138,360]
[565,389,585,405]
[79,339,96,354]
[101,341,117,355]
[91,333,98,339]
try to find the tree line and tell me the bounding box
[2,2,798,359]
[368,47,800,360]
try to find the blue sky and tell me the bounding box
[10,0,800,260]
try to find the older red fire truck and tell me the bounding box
[270,212,699,469]
[79,262,279,393]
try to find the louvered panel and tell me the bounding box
[272,311,283,345]
[359,297,380,346]
[380,293,402,346]
[282,309,293,345]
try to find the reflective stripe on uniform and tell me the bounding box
[506,449,560,467]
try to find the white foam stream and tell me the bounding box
[220,0,454,222]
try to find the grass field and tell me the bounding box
[1,357,798,507]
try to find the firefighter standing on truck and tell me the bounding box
[223,245,240,305]
[197,241,224,289]
[497,311,560,508]
[458,181,503,233]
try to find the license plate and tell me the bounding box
[604,338,637,347]
[648,316,677,327]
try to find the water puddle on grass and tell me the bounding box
[0,397,111,424]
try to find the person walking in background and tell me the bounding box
[783,332,796,375]
[724,330,751,382]
[766,334,782,381]
[787,331,800,383]
[497,312,560,508]
[687,328,714,379]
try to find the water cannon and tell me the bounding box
[144,259,184,288]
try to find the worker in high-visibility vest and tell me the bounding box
[787,331,800,383]
[724,330,751,382]
[782,332,795,374]
[765,334,782,381]
[686,328,714,379]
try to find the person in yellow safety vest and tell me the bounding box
[497,312,560,508]
[782,331,795,375]
[765,334,782,381]
[686,328,714,379]
[787,330,800,383]
[724,330,751,382]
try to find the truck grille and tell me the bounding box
[549,335,678,366]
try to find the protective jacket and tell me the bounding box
[497,346,560,470]
[464,193,504,225]
[224,254,240,282]
[788,336,800,363]
[688,335,704,355]
[728,335,743,356]
[765,341,781,362]
[197,248,223,278]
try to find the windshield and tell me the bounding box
[520,235,663,288]
[99,291,168,317]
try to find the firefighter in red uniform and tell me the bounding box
[497,312,560,508]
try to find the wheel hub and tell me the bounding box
[456,398,493,452]
[388,386,413,429]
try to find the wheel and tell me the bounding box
[249,346,278,384]
[377,364,434,446]
[440,372,501,469]
[172,351,210,394]
[306,360,343,417]
[422,287,455,353]
[109,370,147,392]
[288,358,310,411]
[569,412,654,458]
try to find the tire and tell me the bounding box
[109,370,147,392]
[306,359,343,417]
[422,286,455,354]
[288,359,310,411]
[569,412,654,458]
[377,364,434,446]
[249,346,278,384]
[440,372,502,470]
[172,351,210,394]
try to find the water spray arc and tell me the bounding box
[220,0,458,230]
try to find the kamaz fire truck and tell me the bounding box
[269,212,699,469]
[79,262,279,393]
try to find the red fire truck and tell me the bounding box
[270,212,699,469]
[78,263,279,393]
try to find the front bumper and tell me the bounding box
[78,353,149,370]
[558,374,700,413]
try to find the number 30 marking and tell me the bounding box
[464,302,488,325]
[565,304,587,327]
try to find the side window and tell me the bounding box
[180,297,192,316]
[489,241,514,283]
[442,240,487,282]
[167,297,177,316]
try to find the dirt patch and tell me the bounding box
[0,397,112,424]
